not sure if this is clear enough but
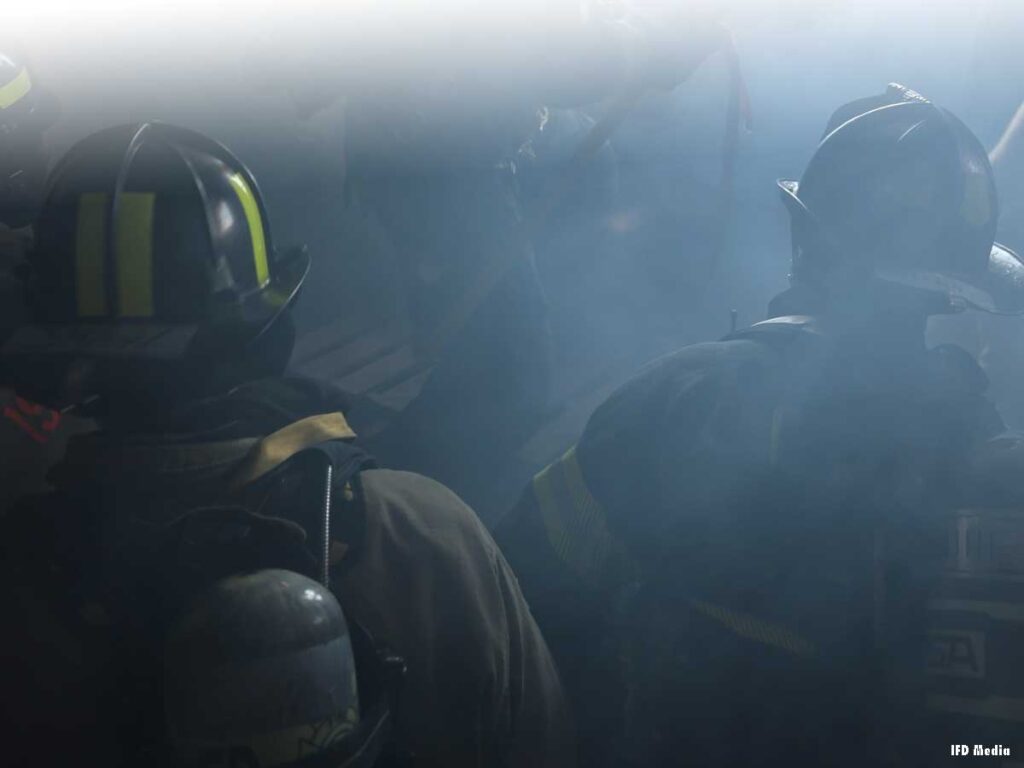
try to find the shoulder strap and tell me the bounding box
[225,412,359,490]
[230,420,376,586]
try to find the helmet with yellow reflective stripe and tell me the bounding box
[1,122,310,408]
[0,48,58,227]
[778,84,1024,316]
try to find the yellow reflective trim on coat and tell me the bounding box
[115,193,156,317]
[689,599,817,657]
[227,172,269,288]
[0,67,31,110]
[531,445,627,586]
[929,598,1024,623]
[927,694,1024,723]
[75,193,109,317]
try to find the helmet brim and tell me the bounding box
[777,177,802,206]
[192,244,311,356]
[876,243,1024,315]
[779,180,1024,314]
[777,178,813,226]
[1,246,310,371]
[237,245,310,336]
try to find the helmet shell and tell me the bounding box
[779,85,1024,314]
[1,123,309,406]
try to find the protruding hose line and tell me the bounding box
[322,461,333,587]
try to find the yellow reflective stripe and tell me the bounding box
[115,193,155,317]
[0,67,31,110]
[76,192,156,317]
[531,445,628,586]
[927,694,1024,724]
[532,461,566,553]
[929,598,1024,623]
[75,193,108,317]
[227,172,269,288]
[689,599,817,657]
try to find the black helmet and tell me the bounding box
[1,122,309,407]
[0,48,58,227]
[165,569,404,768]
[779,84,1024,315]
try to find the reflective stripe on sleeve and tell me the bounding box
[0,67,31,110]
[531,445,628,586]
[927,694,1024,723]
[689,599,817,657]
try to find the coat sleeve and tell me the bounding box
[332,468,576,768]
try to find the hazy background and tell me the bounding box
[12,0,1023,327]
[7,0,1024,513]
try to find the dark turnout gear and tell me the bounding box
[2,122,309,409]
[924,437,1024,756]
[1,378,574,768]
[779,83,1024,315]
[498,313,1004,766]
[495,88,1013,767]
[498,315,1004,766]
[0,123,573,768]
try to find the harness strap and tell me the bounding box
[227,411,357,490]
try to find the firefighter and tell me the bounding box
[0,122,574,768]
[332,1,732,517]
[494,84,1023,767]
[975,100,1024,429]
[0,47,55,230]
[0,47,84,513]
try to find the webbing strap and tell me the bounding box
[227,412,357,490]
